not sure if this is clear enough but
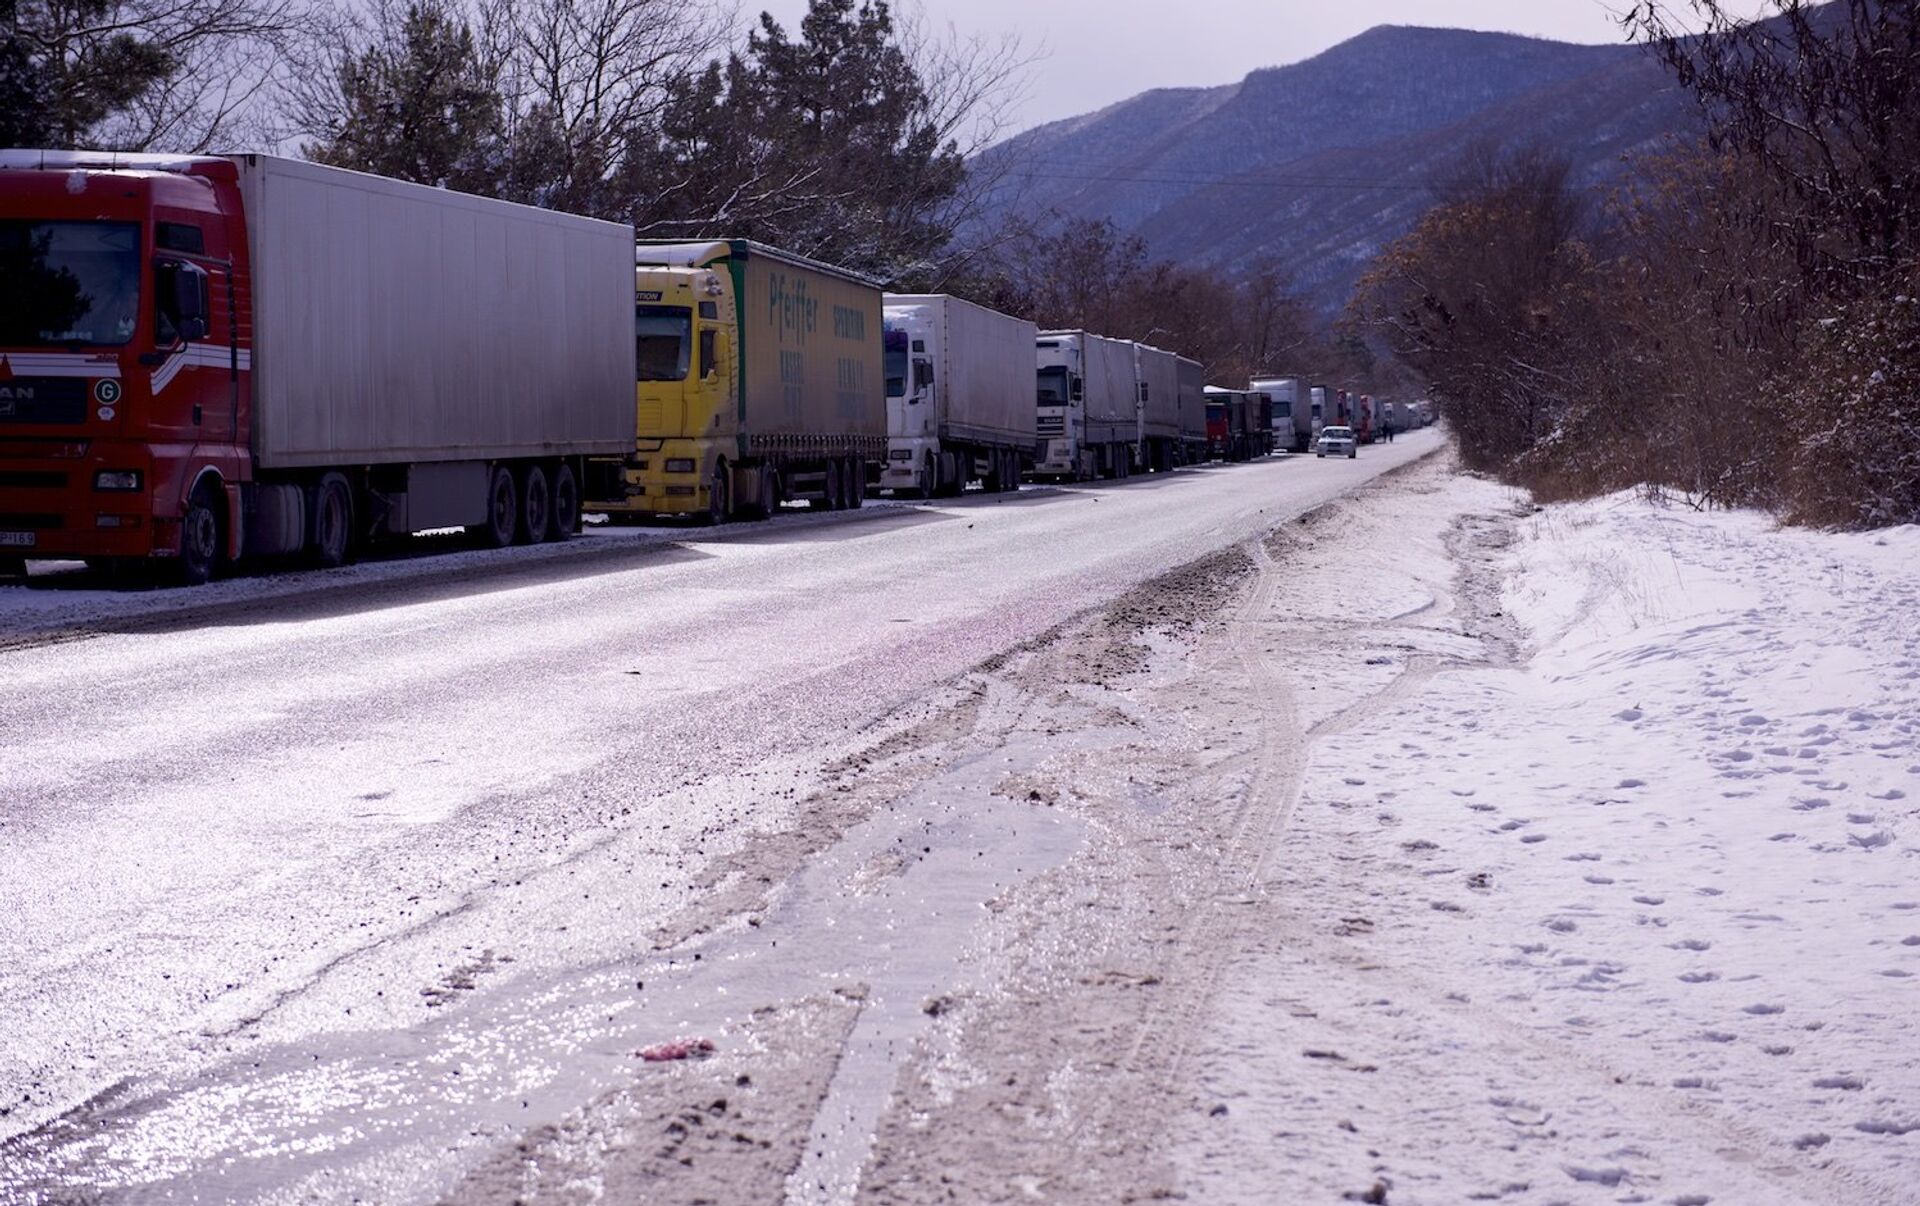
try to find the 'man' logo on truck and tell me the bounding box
[768,272,818,347]
[0,386,33,402]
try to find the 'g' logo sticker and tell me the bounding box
[94,379,122,404]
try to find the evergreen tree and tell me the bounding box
[1,2,176,148]
[305,2,502,194]
[635,0,966,278]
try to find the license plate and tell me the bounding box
[0,531,35,547]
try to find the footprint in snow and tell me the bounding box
[1792,797,1831,811]
[1846,812,1878,824]
[1618,778,1646,789]
[1679,971,1719,984]
[1585,874,1615,885]
[1814,1076,1864,1090]
[1725,749,1755,762]
[1671,938,1712,952]
[1697,886,1725,896]
[1633,895,1665,905]
[1520,833,1548,844]
[1742,1003,1786,1015]
[1545,918,1578,933]
[1699,1031,1738,1043]
[1850,830,1894,850]
[1763,1044,1793,1056]
[1871,787,1908,801]
[1855,1119,1920,1136]
[1739,715,1770,727]
[1793,1133,1830,1149]
[1901,936,1920,947]
[1498,819,1528,831]
[1615,708,1643,722]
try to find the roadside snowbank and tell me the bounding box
[1180,482,1920,1204]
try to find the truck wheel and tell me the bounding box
[179,480,224,586]
[1004,451,1021,491]
[475,465,517,548]
[312,473,354,568]
[520,463,551,544]
[848,458,866,508]
[0,555,25,578]
[828,460,847,511]
[549,462,579,541]
[706,465,731,525]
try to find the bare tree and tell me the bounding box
[889,3,1036,286]
[489,0,729,211]
[1623,0,1920,289]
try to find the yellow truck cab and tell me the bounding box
[589,240,885,524]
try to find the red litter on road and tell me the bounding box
[636,1038,716,1062]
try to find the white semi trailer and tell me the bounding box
[879,295,1039,497]
[1134,342,1180,473]
[1253,377,1310,453]
[1034,331,1139,481]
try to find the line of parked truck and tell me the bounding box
[0,150,1432,585]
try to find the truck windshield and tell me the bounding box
[1037,366,1071,406]
[0,220,141,347]
[636,305,692,382]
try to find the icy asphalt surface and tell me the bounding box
[0,430,1443,1203]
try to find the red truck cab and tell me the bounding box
[1,151,251,580]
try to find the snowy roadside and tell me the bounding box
[1175,477,1920,1203]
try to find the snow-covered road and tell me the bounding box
[0,431,1442,1201]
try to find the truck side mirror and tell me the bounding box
[156,259,210,344]
[1070,376,1083,401]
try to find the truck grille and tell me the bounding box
[1037,416,1066,437]
[0,471,68,489]
[0,512,64,530]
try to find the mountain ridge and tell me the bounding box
[972,24,1697,314]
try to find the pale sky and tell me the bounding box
[753,0,1641,135]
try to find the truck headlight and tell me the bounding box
[664,458,697,474]
[94,470,142,491]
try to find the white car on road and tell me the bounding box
[1317,426,1358,459]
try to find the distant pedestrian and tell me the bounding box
[1385,424,1395,443]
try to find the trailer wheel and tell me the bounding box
[0,556,25,578]
[312,473,355,568]
[520,463,551,544]
[179,480,224,586]
[549,462,579,541]
[849,458,866,508]
[475,465,517,548]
